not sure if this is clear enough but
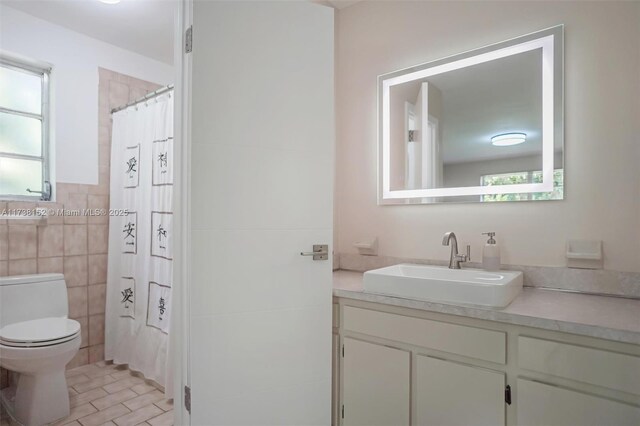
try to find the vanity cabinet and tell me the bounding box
[416,355,505,426]
[516,336,640,425]
[517,378,640,426]
[334,298,640,426]
[342,338,410,425]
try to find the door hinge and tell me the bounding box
[185,25,193,54]
[505,385,511,405]
[341,405,344,419]
[342,344,344,357]
[184,385,191,413]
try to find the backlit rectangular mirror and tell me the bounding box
[378,26,564,204]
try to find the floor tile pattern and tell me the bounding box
[0,362,173,426]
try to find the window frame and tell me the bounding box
[0,57,51,201]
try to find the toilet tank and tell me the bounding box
[0,273,69,328]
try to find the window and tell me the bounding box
[480,169,564,202]
[0,58,51,200]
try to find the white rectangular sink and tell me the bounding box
[363,264,523,308]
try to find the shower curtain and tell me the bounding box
[105,90,174,396]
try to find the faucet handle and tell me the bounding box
[455,244,471,262]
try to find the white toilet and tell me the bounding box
[0,274,81,426]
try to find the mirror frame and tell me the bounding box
[377,25,564,205]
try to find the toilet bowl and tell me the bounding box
[0,274,81,426]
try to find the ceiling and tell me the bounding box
[325,0,363,9]
[2,0,176,64]
[3,0,363,65]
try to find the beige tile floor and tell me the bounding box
[0,362,173,426]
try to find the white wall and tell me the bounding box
[335,1,640,272]
[0,5,173,185]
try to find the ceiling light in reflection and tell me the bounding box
[491,133,527,146]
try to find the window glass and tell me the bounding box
[531,170,564,200]
[0,66,42,115]
[0,157,43,196]
[481,169,564,202]
[0,59,49,200]
[481,171,529,187]
[0,112,42,156]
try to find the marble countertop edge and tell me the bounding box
[333,270,640,346]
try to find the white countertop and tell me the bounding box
[333,270,640,345]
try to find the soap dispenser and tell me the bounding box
[482,232,501,271]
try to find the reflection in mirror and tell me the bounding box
[379,26,564,204]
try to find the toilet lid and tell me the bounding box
[0,317,80,345]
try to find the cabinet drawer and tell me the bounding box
[518,336,640,396]
[343,306,505,364]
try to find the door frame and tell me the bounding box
[172,0,192,424]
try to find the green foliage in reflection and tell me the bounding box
[481,170,564,202]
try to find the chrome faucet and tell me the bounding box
[442,232,470,269]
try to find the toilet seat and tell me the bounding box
[0,318,81,348]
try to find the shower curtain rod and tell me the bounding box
[111,84,174,114]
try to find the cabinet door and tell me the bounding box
[343,338,410,426]
[416,355,505,426]
[517,378,640,426]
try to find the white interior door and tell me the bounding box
[188,1,334,424]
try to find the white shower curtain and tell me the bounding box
[105,91,174,396]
